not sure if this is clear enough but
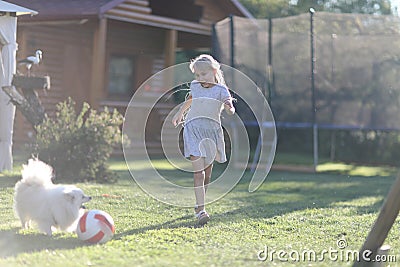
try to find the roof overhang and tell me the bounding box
[10,0,253,34]
[0,0,37,16]
[105,12,211,35]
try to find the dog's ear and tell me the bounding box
[63,189,76,202]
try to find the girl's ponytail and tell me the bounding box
[215,68,226,87]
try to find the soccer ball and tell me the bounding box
[76,210,115,244]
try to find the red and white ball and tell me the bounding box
[77,210,115,244]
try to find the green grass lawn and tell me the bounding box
[0,156,400,266]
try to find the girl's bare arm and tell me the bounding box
[172,95,192,127]
[224,98,235,115]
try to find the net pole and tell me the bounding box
[230,15,235,68]
[229,15,240,167]
[310,8,318,171]
[267,17,272,105]
[211,23,218,59]
[251,18,272,173]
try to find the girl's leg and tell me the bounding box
[191,156,206,212]
[204,163,213,193]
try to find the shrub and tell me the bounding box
[34,98,124,183]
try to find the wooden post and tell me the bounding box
[164,29,177,94]
[164,29,177,68]
[353,173,400,266]
[372,245,391,267]
[89,17,107,109]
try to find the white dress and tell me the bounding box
[183,81,232,165]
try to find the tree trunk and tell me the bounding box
[2,85,45,126]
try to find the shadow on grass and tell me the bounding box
[215,171,395,222]
[114,214,206,240]
[112,170,394,243]
[0,228,87,258]
[121,163,397,225]
[0,174,20,188]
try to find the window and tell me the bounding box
[108,55,135,97]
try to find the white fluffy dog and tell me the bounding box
[14,158,91,236]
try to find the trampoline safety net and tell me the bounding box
[213,12,400,131]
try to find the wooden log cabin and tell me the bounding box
[8,0,252,154]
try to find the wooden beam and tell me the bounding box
[125,0,149,6]
[163,29,177,93]
[105,11,210,35]
[353,173,400,266]
[117,3,151,14]
[89,18,108,109]
[164,29,177,68]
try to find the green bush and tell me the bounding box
[34,98,124,183]
[319,130,400,166]
[275,128,400,166]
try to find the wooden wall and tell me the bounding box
[14,22,95,146]
[13,19,170,147]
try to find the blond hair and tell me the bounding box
[189,54,226,87]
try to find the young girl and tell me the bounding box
[172,54,235,225]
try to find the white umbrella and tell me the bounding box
[0,1,37,172]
